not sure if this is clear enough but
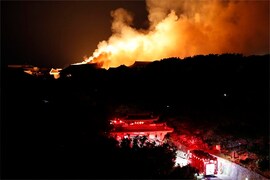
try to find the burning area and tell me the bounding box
[75,0,269,69]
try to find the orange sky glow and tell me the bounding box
[77,0,269,69]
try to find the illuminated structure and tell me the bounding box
[109,113,174,142]
[8,64,46,77]
[189,150,218,176]
[49,68,62,79]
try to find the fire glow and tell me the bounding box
[77,0,269,69]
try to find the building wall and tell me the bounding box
[215,155,268,180]
[111,131,168,141]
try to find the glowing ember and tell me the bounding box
[78,0,269,69]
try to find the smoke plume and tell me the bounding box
[82,0,269,69]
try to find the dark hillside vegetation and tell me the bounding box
[1,53,269,178]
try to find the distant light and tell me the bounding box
[224,93,227,97]
[42,100,49,103]
[166,105,170,108]
[175,156,188,167]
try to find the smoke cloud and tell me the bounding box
[82,0,269,69]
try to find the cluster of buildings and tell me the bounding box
[109,113,174,143]
[108,113,221,176]
[7,64,62,79]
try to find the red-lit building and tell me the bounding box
[109,113,174,142]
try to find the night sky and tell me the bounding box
[2,1,148,68]
[2,0,269,68]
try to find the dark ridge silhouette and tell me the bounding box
[2,53,269,179]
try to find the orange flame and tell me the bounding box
[80,0,269,69]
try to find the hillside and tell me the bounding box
[2,53,269,178]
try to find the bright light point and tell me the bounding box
[42,100,49,103]
[224,93,227,97]
[175,157,188,167]
[206,164,215,175]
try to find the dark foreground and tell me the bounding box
[1,54,269,179]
